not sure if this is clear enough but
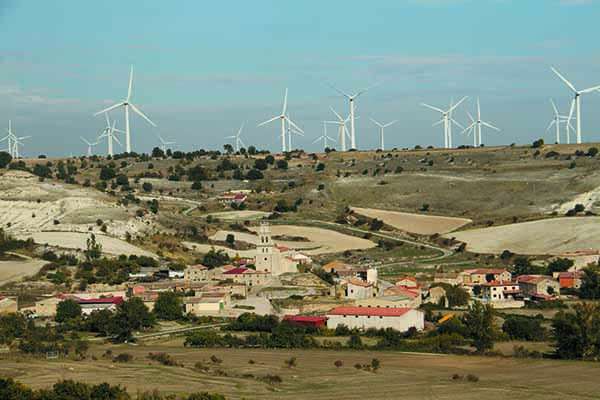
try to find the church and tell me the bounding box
[254,222,307,276]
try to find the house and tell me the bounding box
[35,296,62,317]
[396,277,419,288]
[218,192,247,205]
[184,294,226,316]
[426,286,448,307]
[478,281,524,308]
[354,295,419,309]
[383,285,422,307]
[461,269,511,285]
[0,296,17,314]
[517,275,560,299]
[322,260,353,274]
[283,315,328,328]
[345,278,375,300]
[326,306,424,332]
[433,273,461,286]
[558,271,584,289]
[77,296,124,315]
[222,266,271,286]
[184,264,209,283]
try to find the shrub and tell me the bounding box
[210,355,222,364]
[113,353,133,363]
[148,352,179,366]
[284,356,297,368]
[466,374,479,382]
[334,360,343,368]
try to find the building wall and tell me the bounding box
[185,301,224,316]
[345,283,374,300]
[35,298,60,317]
[326,309,424,332]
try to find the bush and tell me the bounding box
[142,182,153,192]
[334,360,343,368]
[466,374,479,382]
[113,353,133,363]
[148,352,180,366]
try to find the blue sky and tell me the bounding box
[1,0,600,156]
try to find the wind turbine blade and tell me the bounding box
[238,121,245,136]
[94,103,123,116]
[225,135,236,139]
[238,139,246,148]
[481,121,500,131]
[127,65,134,101]
[551,67,577,93]
[113,135,122,146]
[282,88,288,114]
[383,120,397,128]
[355,82,379,98]
[369,118,383,127]
[579,84,600,94]
[450,118,465,130]
[461,122,476,135]
[104,112,111,126]
[550,99,559,115]
[448,96,468,113]
[312,136,322,144]
[421,103,445,114]
[328,83,351,99]
[432,119,444,127]
[129,103,157,127]
[286,117,304,134]
[567,98,575,126]
[80,137,90,145]
[466,111,475,122]
[329,106,344,121]
[257,115,279,127]
[546,120,556,132]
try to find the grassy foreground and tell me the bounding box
[1,340,600,399]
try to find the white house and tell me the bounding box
[184,264,209,283]
[326,306,424,332]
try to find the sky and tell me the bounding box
[1,0,600,157]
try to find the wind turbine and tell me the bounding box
[94,65,156,153]
[370,118,397,151]
[547,99,575,144]
[1,120,14,156]
[327,107,352,152]
[286,113,304,151]
[462,112,478,147]
[97,113,123,156]
[157,133,176,153]
[313,121,336,151]
[12,135,30,159]
[258,88,303,152]
[226,122,246,153]
[421,97,468,148]
[80,137,98,157]
[461,98,500,146]
[551,67,600,144]
[329,83,377,150]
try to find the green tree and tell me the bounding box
[225,233,235,247]
[0,151,12,169]
[142,182,153,192]
[55,299,82,323]
[153,292,183,321]
[99,166,116,180]
[245,168,264,180]
[276,159,288,170]
[546,258,574,275]
[579,269,600,299]
[85,233,102,261]
[462,301,496,352]
[109,298,155,342]
[502,315,547,341]
[552,302,600,360]
[254,158,268,170]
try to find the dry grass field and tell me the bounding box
[2,342,600,399]
[351,206,472,235]
[0,258,46,286]
[448,217,600,255]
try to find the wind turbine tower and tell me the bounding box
[370,118,397,151]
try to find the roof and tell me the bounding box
[386,285,420,298]
[76,296,124,305]
[328,306,413,317]
[347,278,373,288]
[481,281,518,287]
[185,297,223,304]
[283,315,328,323]
[223,267,249,275]
[517,275,553,284]
[464,268,509,275]
[322,260,353,272]
[188,264,208,270]
[558,271,584,279]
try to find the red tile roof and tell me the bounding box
[328,306,412,317]
[465,268,509,275]
[76,296,124,305]
[283,315,328,323]
[517,275,553,284]
[347,278,373,288]
[223,267,249,275]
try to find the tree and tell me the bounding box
[99,166,116,180]
[580,269,600,299]
[142,182,153,192]
[202,248,230,268]
[109,297,155,342]
[0,151,12,169]
[56,299,82,323]
[154,292,183,320]
[276,159,288,170]
[223,144,234,154]
[254,158,268,170]
[115,174,129,186]
[246,169,264,180]
[552,302,600,360]
[315,162,325,172]
[85,234,102,261]
[588,147,599,157]
[462,301,496,352]
[347,334,363,349]
[152,147,165,158]
[191,181,202,190]
[226,233,235,247]
[546,258,574,275]
[247,145,257,155]
[334,360,343,368]
[502,315,546,341]
[532,138,544,148]
[513,256,543,276]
